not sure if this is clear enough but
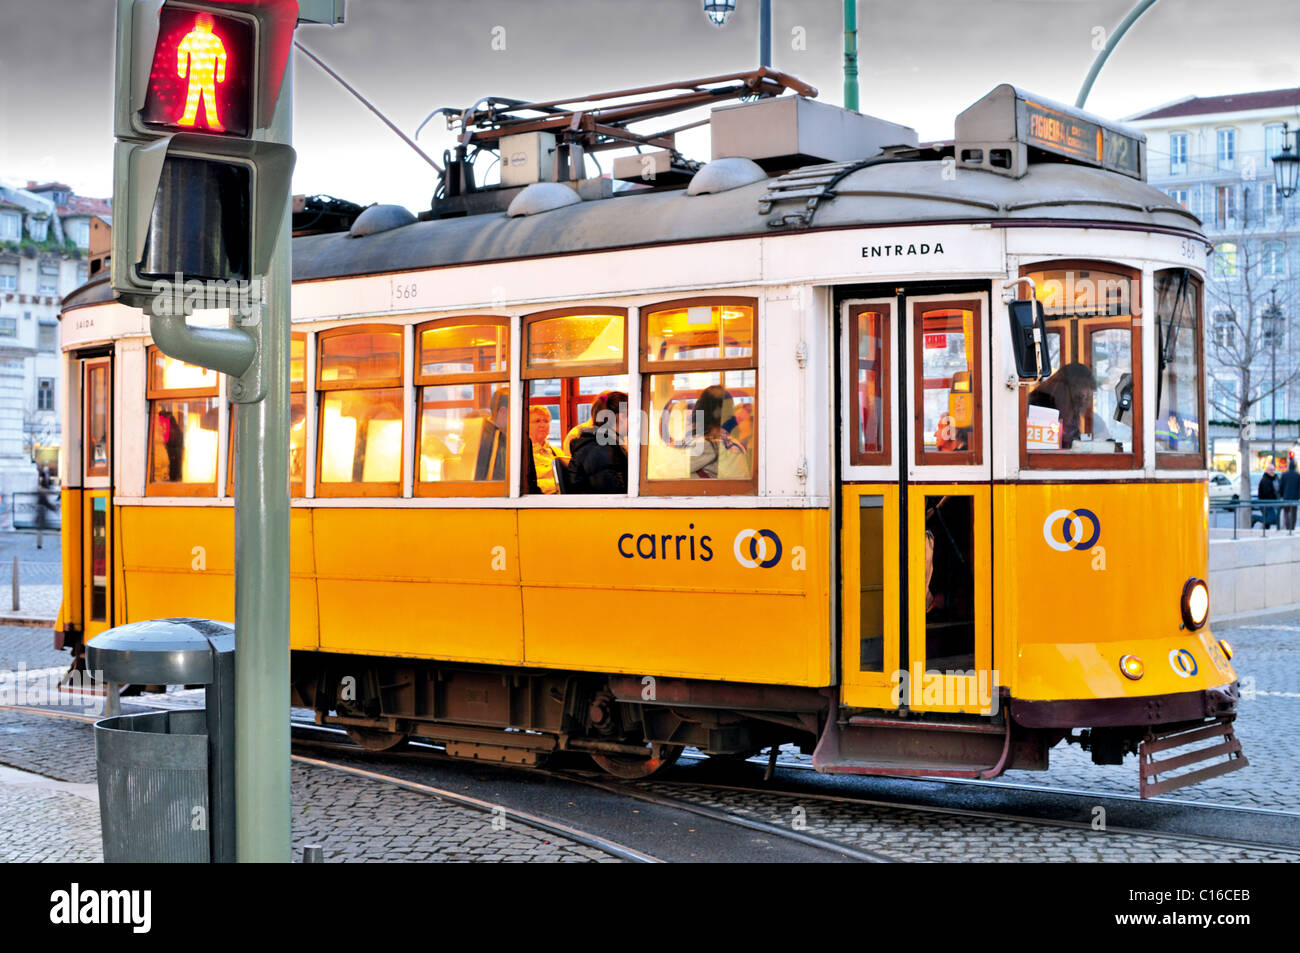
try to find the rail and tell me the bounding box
[1209,497,1299,539]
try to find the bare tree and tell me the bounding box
[1205,236,1300,511]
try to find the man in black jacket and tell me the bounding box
[568,391,628,494]
[1259,462,1280,529]
[1280,458,1300,531]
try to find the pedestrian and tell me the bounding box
[34,465,53,549]
[1259,462,1280,530]
[1280,458,1300,532]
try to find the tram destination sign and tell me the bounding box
[954,84,1146,182]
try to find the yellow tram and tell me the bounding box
[56,76,1245,794]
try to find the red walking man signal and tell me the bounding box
[176,13,228,132]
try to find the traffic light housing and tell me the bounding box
[111,0,299,309]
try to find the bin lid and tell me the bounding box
[85,618,234,684]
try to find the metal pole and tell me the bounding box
[843,0,858,111]
[11,557,17,612]
[235,57,293,863]
[1271,287,1279,465]
[1075,0,1160,109]
[759,0,772,68]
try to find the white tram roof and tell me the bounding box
[63,156,1201,311]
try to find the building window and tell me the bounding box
[1217,128,1236,170]
[1154,270,1203,465]
[37,378,54,412]
[0,269,15,292]
[76,264,88,284]
[1019,262,1141,468]
[414,317,510,496]
[641,298,757,494]
[27,217,48,242]
[1266,124,1285,165]
[1212,311,1237,349]
[1213,243,1238,278]
[0,317,15,338]
[146,346,220,496]
[1264,241,1287,278]
[1211,378,1238,417]
[1166,188,1189,209]
[1214,186,1237,227]
[0,213,20,240]
[316,326,404,497]
[1169,133,1188,175]
[69,220,90,248]
[524,308,629,495]
[38,323,56,350]
[1262,182,1280,217]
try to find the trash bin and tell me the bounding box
[87,618,234,863]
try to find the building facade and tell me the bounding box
[0,180,110,520]
[1128,88,1300,483]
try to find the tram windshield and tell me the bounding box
[1021,265,1139,463]
[1154,269,1203,462]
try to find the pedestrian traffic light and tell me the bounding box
[111,0,300,308]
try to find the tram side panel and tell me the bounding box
[993,480,1234,704]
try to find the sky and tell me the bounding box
[1,0,1297,213]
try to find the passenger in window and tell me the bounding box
[529,405,568,495]
[731,403,754,448]
[688,385,749,480]
[480,389,510,481]
[568,391,628,493]
[154,408,184,481]
[564,392,608,456]
[934,413,967,452]
[1028,362,1097,450]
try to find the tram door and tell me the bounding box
[79,356,113,639]
[839,294,994,715]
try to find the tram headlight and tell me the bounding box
[1182,578,1210,630]
[1218,638,1234,661]
[1120,654,1144,680]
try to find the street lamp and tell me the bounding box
[1273,123,1300,199]
[1268,286,1282,466]
[702,0,736,27]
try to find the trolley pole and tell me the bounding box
[843,0,858,111]
[759,0,772,68]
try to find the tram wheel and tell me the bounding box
[590,744,683,780]
[345,726,409,752]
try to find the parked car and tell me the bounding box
[1209,472,1240,503]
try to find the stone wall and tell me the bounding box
[1209,534,1300,621]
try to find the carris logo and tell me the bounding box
[733,528,782,569]
[1042,508,1101,552]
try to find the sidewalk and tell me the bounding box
[0,763,103,863]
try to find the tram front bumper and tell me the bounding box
[1009,682,1239,730]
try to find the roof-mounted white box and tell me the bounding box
[711,97,917,169]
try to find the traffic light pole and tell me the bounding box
[233,56,293,863]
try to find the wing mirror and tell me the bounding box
[1008,297,1052,381]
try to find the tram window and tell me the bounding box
[414,318,510,496]
[85,361,111,479]
[316,327,404,497]
[523,308,628,496]
[859,495,885,673]
[923,494,975,672]
[228,335,307,496]
[914,302,981,466]
[1154,269,1204,466]
[1020,264,1141,466]
[850,306,889,466]
[146,347,219,495]
[641,299,757,495]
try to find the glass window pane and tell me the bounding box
[319,329,402,384]
[854,310,886,458]
[151,350,217,392]
[858,495,884,673]
[151,397,219,485]
[418,383,509,485]
[230,393,308,492]
[1155,272,1201,457]
[526,313,624,368]
[319,387,403,484]
[291,336,306,388]
[646,371,753,482]
[90,496,107,621]
[919,309,975,454]
[645,304,753,363]
[87,364,110,477]
[924,494,975,672]
[420,322,508,378]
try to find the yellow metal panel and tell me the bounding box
[518,508,830,685]
[906,484,994,714]
[313,508,522,664]
[994,482,1230,700]
[59,489,83,633]
[839,485,901,708]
